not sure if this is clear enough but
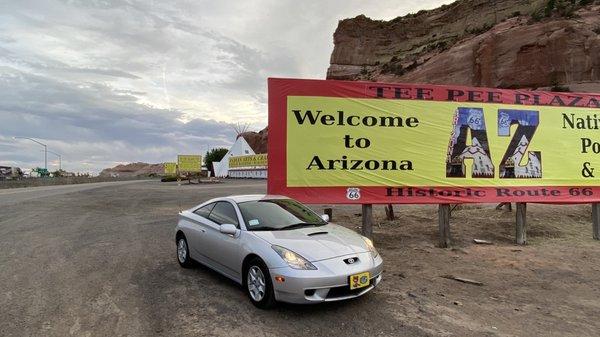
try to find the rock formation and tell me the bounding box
[327,0,600,92]
[99,162,165,177]
[240,127,268,154]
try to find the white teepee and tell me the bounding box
[212,136,255,177]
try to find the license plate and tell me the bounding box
[349,271,370,290]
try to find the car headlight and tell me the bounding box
[271,245,317,270]
[362,236,379,258]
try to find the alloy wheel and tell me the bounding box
[177,239,187,263]
[247,266,266,302]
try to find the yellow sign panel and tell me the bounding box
[164,162,177,175]
[178,155,202,172]
[286,96,600,188]
[229,154,268,168]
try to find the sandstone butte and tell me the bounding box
[327,0,600,93]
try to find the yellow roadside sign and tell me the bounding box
[229,154,268,168]
[164,162,177,175]
[178,155,202,172]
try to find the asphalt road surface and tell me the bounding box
[0,180,427,337]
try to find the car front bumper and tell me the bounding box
[269,252,383,304]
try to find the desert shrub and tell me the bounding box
[551,84,571,92]
[465,23,492,35]
[405,61,420,71]
[544,0,582,18]
[424,40,449,52]
[205,147,228,177]
[545,0,557,16]
[381,62,405,76]
[531,10,544,22]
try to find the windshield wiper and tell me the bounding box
[249,226,279,231]
[278,222,324,231]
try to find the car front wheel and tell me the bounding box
[245,258,276,309]
[176,236,193,268]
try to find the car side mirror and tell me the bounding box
[321,214,330,222]
[220,224,238,235]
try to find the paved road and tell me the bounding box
[0,179,427,337]
[0,180,153,207]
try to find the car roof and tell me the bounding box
[188,195,291,212]
[224,194,289,203]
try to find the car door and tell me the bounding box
[186,202,216,262]
[204,201,243,281]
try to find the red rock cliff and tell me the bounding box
[327,0,600,92]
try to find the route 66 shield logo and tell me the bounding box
[346,188,361,200]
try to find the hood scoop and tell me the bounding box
[307,231,329,236]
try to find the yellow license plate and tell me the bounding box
[349,271,370,290]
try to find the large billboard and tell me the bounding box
[229,154,268,168]
[268,78,600,204]
[177,155,202,173]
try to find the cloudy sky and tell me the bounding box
[0,0,450,174]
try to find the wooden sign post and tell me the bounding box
[516,202,527,245]
[362,204,373,239]
[438,204,451,248]
[593,203,600,240]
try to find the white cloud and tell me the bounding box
[0,0,451,173]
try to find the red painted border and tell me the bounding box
[271,186,600,204]
[267,78,600,204]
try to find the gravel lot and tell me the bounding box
[1,180,598,336]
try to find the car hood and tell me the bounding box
[251,224,369,262]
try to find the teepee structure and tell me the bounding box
[212,124,255,177]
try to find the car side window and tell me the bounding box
[193,202,216,218]
[208,202,239,227]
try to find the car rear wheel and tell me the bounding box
[245,258,276,309]
[176,236,193,268]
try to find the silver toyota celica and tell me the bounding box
[174,195,383,308]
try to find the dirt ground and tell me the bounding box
[1,180,598,337]
[319,202,600,336]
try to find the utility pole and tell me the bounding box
[13,136,47,170]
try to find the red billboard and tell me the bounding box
[268,78,600,204]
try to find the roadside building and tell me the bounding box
[228,153,267,179]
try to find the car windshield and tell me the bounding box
[238,199,326,231]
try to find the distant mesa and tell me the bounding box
[99,162,165,177]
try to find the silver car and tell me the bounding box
[174,195,383,308]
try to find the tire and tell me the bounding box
[176,236,193,268]
[244,258,276,309]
